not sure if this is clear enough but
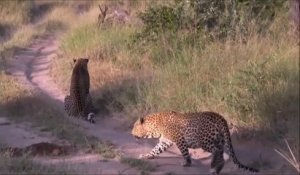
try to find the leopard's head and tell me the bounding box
[73,58,89,70]
[131,115,161,139]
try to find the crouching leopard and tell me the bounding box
[64,58,95,123]
[131,111,259,175]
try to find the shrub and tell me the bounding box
[135,5,182,42]
[135,0,288,42]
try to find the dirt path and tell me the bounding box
[2,34,298,175]
[0,117,54,147]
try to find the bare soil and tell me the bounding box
[1,142,75,157]
[1,34,298,175]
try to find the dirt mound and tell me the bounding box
[2,142,76,157]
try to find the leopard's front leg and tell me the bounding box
[83,94,95,123]
[139,140,173,159]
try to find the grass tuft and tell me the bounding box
[121,157,157,172]
[275,139,300,173]
[85,139,118,159]
[0,155,69,174]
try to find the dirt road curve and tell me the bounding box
[1,34,297,175]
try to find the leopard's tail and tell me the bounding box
[222,120,259,173]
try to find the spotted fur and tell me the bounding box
[131,111,259,174]
[64,58,95,123]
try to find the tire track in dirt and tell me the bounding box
[5,34,298,175]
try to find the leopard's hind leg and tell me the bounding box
[210,135,225,175]
[64,95,74,117]
[210,148,225,175]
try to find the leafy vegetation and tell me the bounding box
[134,0,287,42]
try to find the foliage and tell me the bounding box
[135,0,288,41]
[135,5,183,42]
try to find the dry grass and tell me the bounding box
[0,1,33,25]
[84,138,119,159]
[120,157,157,172]
[275,139,300,173]
[0,1,36,60]
[49,2,299,149]
[0,155,69,174]
[94,141,118,159]
[0,73,29,102]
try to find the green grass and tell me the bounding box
[50,1,299,149]
[51,23,137,93]
[60,23,135,62]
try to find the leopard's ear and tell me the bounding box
[83,57,89,63]
[139,117,144,124]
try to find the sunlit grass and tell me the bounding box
[52,4,299,148]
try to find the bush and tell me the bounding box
[224,55,299,138]
[135,0,288,42]
[135,5,182,42]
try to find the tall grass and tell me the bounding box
[51,22,137,93]
[52,2,298,148]
[0,0,36,61]
[0,0,34,26]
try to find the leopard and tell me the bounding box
[64,58,95,123]
[131,111,259,175]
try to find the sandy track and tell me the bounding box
[0,117,54,147]
[2,34,298,175]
